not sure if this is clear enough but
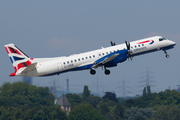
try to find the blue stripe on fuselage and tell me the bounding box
[39,45,175,77]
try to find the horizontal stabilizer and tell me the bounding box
[21,62,37,73]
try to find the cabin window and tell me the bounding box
[78,59,80,61]
[63,62,65,65]
[135,46,137,48]
[74,59,77,62]
[71,60,73,63]
[138,45,140,47]
[99,54,101,56]
[114,50,116,52]
[110,51,112,53]
[102,53,104,55]
[86,57,88,59]
[89,56,91,58]
[82,58,84,60]
[142,44,144,46]
[131,47,133,49]
[93,55,95,57]
[106,52,108,54]
[67,61,69,64]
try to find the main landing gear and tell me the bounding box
[90,69,96,75]
[90,67,110,75]
[163,50,169,58]
[104,66,110,75]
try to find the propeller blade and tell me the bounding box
[125,40,133,61]
[125,40,129,50]
[128,42,130,50]
[110,41,113,46]
[113,42,116,46]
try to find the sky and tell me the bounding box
[0,1,180,97]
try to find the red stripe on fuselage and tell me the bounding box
[137,40,150,44]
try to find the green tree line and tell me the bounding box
[0,82,67,120]
[1,82,180,120]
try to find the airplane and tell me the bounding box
[4,36,176,77]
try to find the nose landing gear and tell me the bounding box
[163,50,170,58]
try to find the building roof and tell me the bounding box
[56,93,71,107]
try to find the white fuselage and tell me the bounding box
[18,36,175,76]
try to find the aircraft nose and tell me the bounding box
[171,41,176,46]
[168,40,176,46]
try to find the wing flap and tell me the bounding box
[93,53,119,68]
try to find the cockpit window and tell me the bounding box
[159,37,166,41]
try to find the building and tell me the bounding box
[56,93,71,115]
[22,77,32,85]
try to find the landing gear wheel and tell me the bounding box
[90,69,96,75]
[105,70,110,75]
[163,50,170,58]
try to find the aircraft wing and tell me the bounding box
[92,53,120,68]
[21,62,37,73]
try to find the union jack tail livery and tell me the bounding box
[4,44,33,76]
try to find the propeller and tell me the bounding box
[125,40,133,61]
[125,40,130,50]
[110,41,116,46]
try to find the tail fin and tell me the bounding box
[4,44,33,76]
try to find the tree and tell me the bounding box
[49,105,68,120]
[143,87,147,96]
[82,85,90,100]
[65,93,82,108]
[0,107,7,120]
[149,89,180,107]
[149,105,180,120]
[0,82,68,120]
[147,86,151,94]
[124,106,153,120]
[124,92,158,108]
[134,115,145,120]
[34,110,45,120]
[103,92,117,102]
[86,94,103,107]
[68,104,103,120]
[97,101,110,116]
[104,112,117,120]
[114,104,126,119]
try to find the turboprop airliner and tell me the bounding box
[5,36,176,77]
